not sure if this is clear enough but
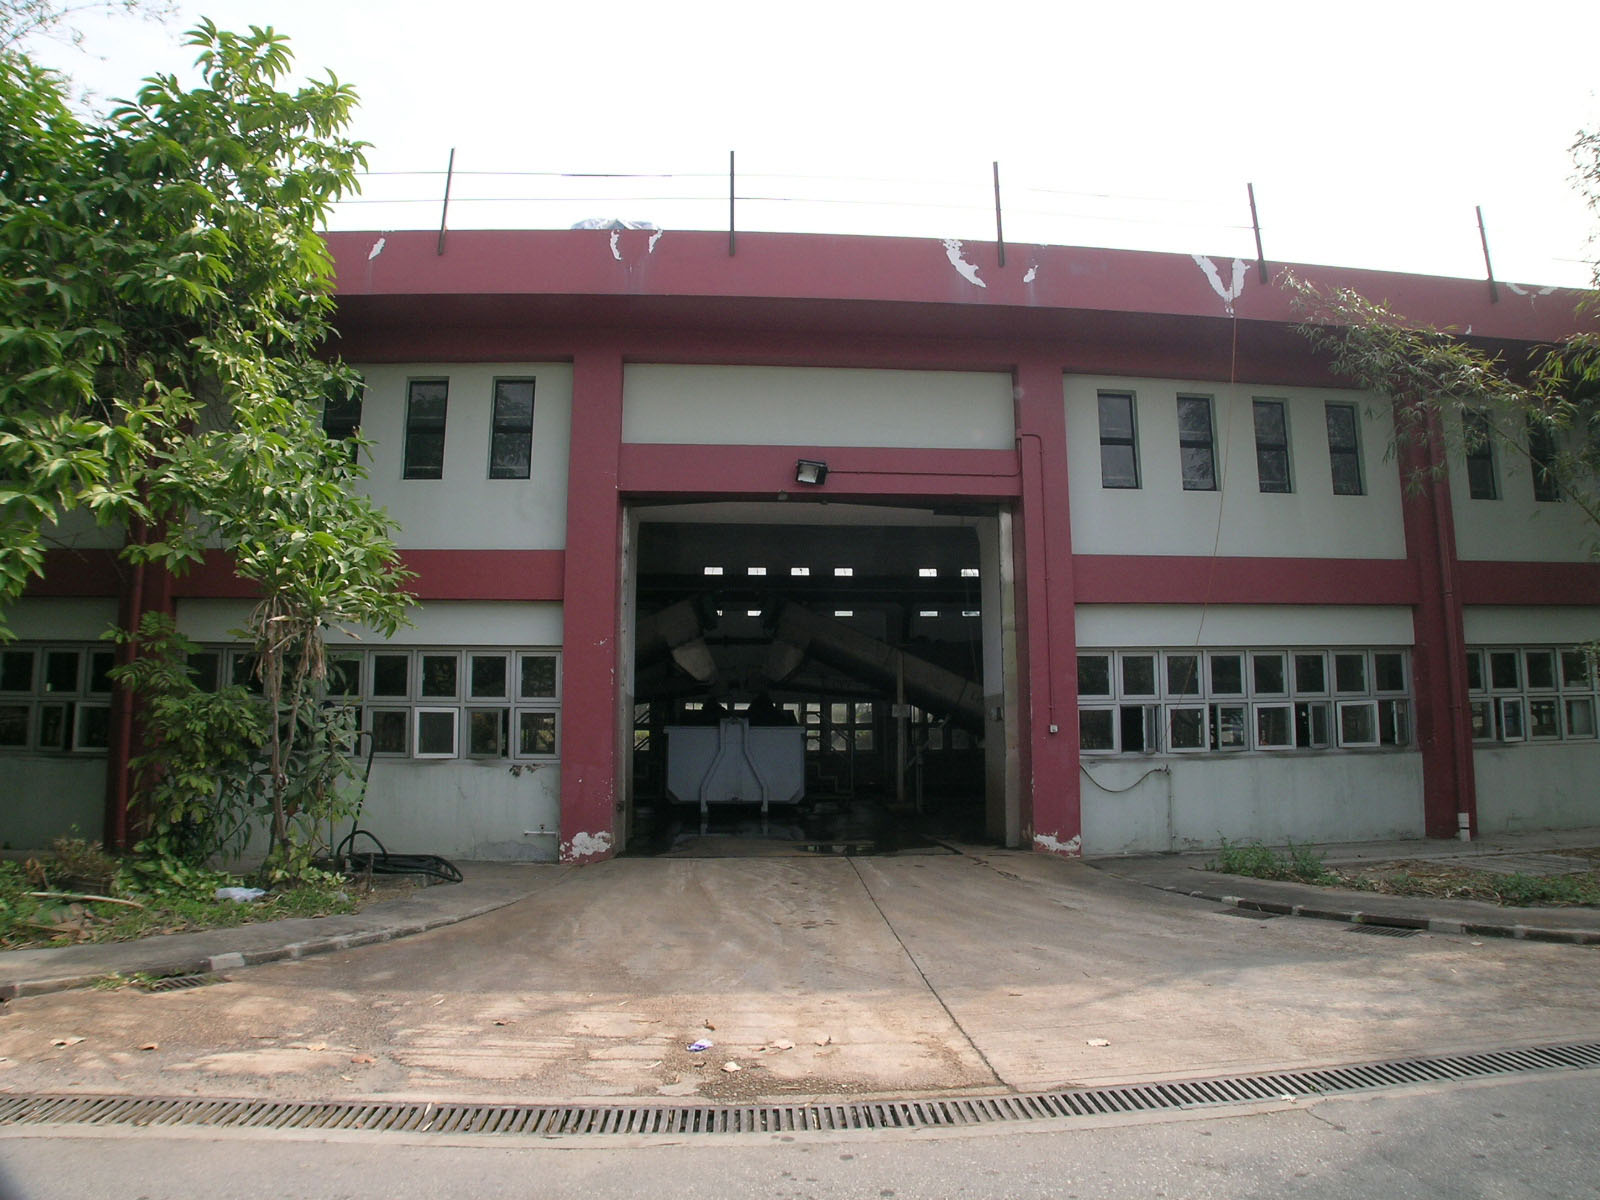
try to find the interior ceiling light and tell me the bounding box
[795,459,829,485]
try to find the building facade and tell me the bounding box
[6,228,1598,860]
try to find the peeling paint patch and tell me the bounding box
[942,239,986,289]
[1505,282,1557,298]
[1022,265,1038,284]
[367,237,386,261]
[562,831,614,861]
[1191,254,1249,315]
[1033,832,1082,856]
[648,229,663,254]
[609,230,622,261]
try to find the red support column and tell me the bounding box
[558,343,626,862]
[103,555,175,850]
[1012,357,1082,855]
[1397,411,1476,839]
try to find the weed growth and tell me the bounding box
[1208,838,1337,885]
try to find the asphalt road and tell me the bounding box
[0,849,1596,1104]
[2,1072,1596,1199]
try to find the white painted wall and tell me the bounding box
[40,509,123,550]
[1075,604,1415,648]
[1462,607,1600,645]
[0,601,118,847]
[354,759,561,861]
[1475,744,1600,833]
[1080,752,1426,854]
[351,363,572,550]
[170,599,566,861]
[5,599,119,640]
[1065,377,1407,559]
[2,757,106,850]
[175,599,563,647]
[1448,415,1597,563]
[622,365,1015,449]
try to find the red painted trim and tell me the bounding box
[1014,359,1081,854]
[618,443,1021,501]
[1455,561,1600,607]
[327,230,1592,347]
[332,315,1344,389]
[558,344,627,863]
[158,549,566,603]
[26,549,124,598]
[396,550,565,602]
[1072,556,1419,606]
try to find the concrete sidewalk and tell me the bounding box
[0,863,567,999]
[1084,827,1600,946]
[3,827,1598,1003]
[1,844,1598,1103]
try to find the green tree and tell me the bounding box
[1286,128,1600,532]
[0,23,412,874]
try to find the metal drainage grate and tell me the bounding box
[0,1041,1595,1139]
[135,974,225,993]
[1347,925,1421,938]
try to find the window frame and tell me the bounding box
[1528,421,1561,502]
[1252,397,1291,493]
[488,377,536,480]
[1463,409,1498,500]
[1177,394,1218,491]
[402,378,450,480]
[1096,391,1140,490]
[1325,402,1365,496]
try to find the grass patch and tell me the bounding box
[0,841,364,951]
[1207,840,1600,907]
[1348,862,1600,907]
[1207,839,1336,885]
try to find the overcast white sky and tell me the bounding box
[27,0,1600,286]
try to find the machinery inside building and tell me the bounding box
[627,508,994,852]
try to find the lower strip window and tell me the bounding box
[1079,646,1410,755]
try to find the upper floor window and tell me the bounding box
[403,379,449,480]
[1097,391,1140,489]
[1528,421,1561,502]
[321,378,363,458]
[1252,398,1291,493]
[1177,395,1216,491]
[489,378,536,479]
[1463,410,1498,500]
[1325,402,1364,495]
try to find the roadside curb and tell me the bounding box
[0,887,539,1001]
[1086,861,1600,946]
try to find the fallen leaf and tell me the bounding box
[722,1061,741,1073]
[703,1020,716,1031]
[1086,1038,1111,1048]
[493,1020,509,1027]
[305,1043,329,1052]
[51,1037,83,1048]
[350,1054,376,1065]
[770,1039,794,1052]
[138,1042,158,1052]
[814,1034,831,1047]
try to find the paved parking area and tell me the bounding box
[1,848,1597,1104]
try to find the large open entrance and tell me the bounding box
[620,502,1016,855]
